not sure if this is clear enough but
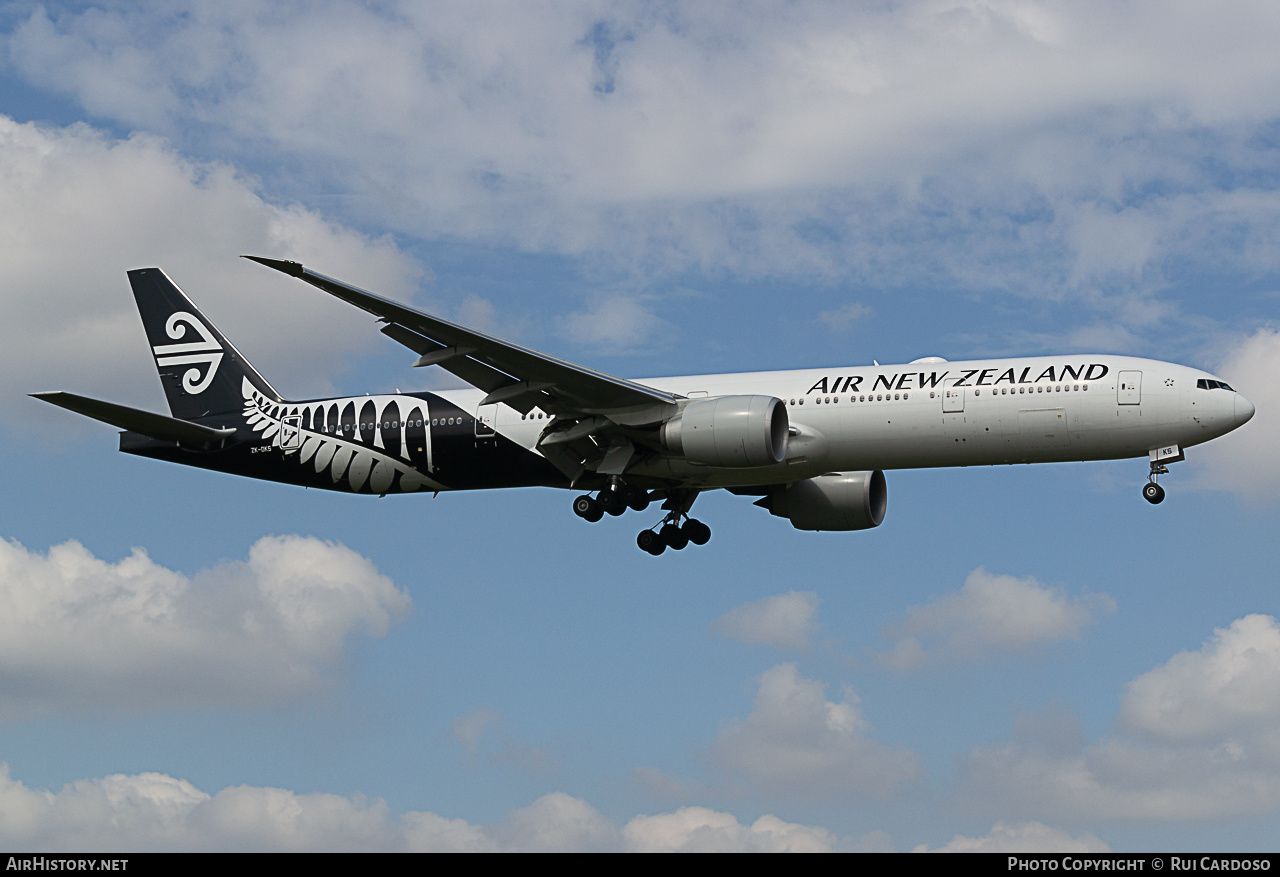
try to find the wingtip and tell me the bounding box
[241,255,305,277]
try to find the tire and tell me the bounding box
[637,529,665,555]
[684,519,711,545]
[624,485,650,512]
[573,494,603,522]
[599,489,625,517]
[1142,482,1165,504]
[661,523,688,550]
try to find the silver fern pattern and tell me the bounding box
[241,378,440,494]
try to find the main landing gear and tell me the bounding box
[1143,463,1168,505]
[572,480,650,522]
[571,482,712,555]
[636,517,711,556]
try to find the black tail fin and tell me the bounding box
[128,268,284,420]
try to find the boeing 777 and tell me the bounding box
[33,258,1255,555]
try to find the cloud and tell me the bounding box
[0,534,410,718]
[710,591,819,651]
[958,614,1280,821]
[451,708,503,759]
[623,806,840,852]
[879,568,1114,670]
[914,821,1110,854]
[9,2,1280,316]
[449,708,558,776]
[0,113,422,431]
[1197,328,1280,500]
[818,302,871,330]
[556,295,667,353]
[1118,614,1280,744]
[0,763,843,852]
[707,664,921,798]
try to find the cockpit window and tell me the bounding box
[1197,379,1235,391]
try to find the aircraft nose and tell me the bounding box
[1236,393,1256,426]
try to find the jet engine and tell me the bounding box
[660,395,789,467]
[759,471,887,531]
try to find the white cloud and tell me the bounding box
[879,568,1114,670]
[914,821,1110,854]
[708,664,922,798]
[0,534,410,718]
[710,591,819,651]
[1118,614,1280,744]
[0,764,841,852]
[818,302,871,331]
[490,792,617,853]
[623,806,839,852]
[958,614,1280,821]
[9,2,1280,312]
[15,2,1280,203]
[556,295,667,353]
[0,113,421,432]
[1197,328,1280,500]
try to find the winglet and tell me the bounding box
[241,255,305,278]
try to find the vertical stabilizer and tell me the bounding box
[128,268,284,419]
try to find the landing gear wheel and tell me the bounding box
[624,485,650,512]
[573,494,603,522]
[660,523,689,550]
[683,519,711,545]
[599,488,626,517]
[637,529,665,555]
[1143,482,1165,504]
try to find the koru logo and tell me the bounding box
[152,312,224,394]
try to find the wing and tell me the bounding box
[242,256,678,419]
[243,256,681,483]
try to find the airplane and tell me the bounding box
[33,257,1256,555]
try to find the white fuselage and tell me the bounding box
[436,354,1253,489]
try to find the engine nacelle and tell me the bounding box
[762,471,887,531]
[660,395,789,467]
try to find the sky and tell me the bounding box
[2,0,1280,852]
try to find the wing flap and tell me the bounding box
[380,324,517,395]
[32,391,236,443]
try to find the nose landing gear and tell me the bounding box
[1143,462,1168,504]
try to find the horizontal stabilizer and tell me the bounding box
[31,392,236,443]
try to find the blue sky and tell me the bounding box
[2,1,1280,851]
